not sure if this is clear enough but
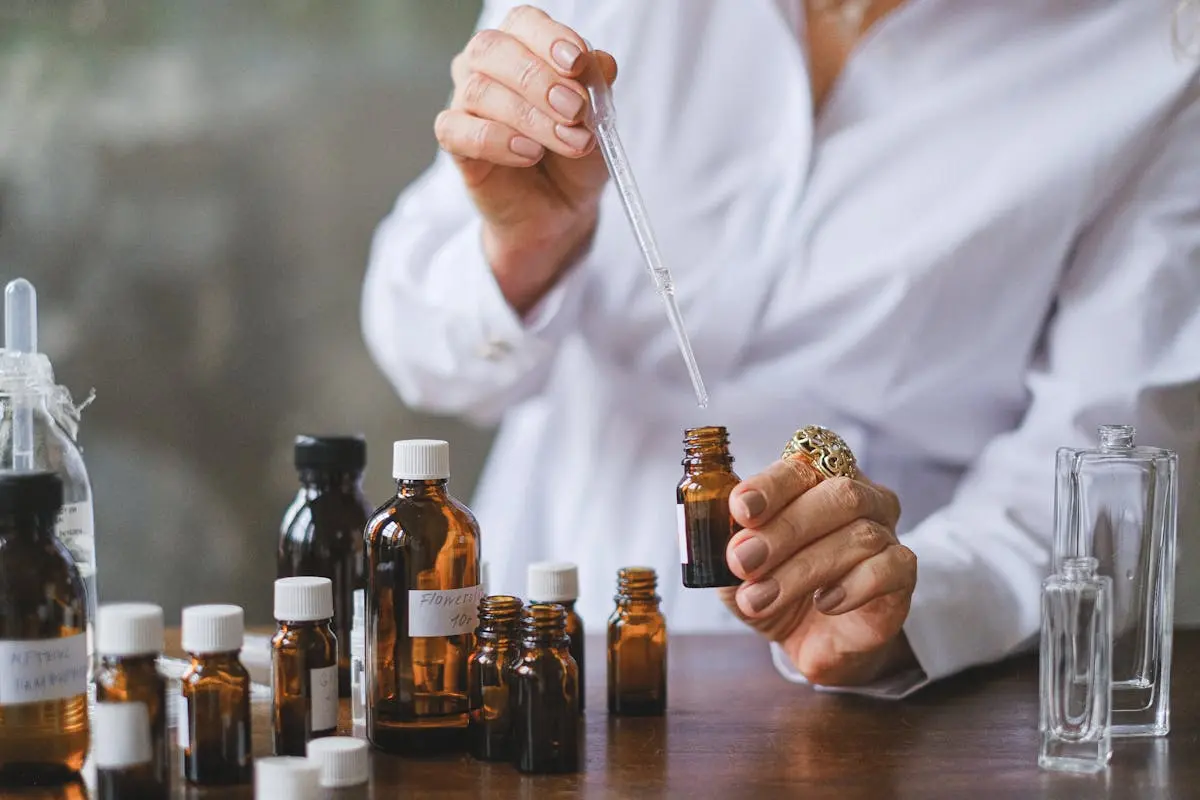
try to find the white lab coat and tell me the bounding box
[362,0,1200,695]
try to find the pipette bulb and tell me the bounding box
[4,277,38,354]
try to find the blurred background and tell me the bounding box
[0,0,489,625]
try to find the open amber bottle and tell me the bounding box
[366,440,482,755]
[509,604,582,774]
[467,595,523,761]
[607,567,667,716]
[677,426,741,588]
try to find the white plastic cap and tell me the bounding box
[306,736,369,788]
[274,577,334,622]
[96,603,164,658]
[93,702,152,769]
[255,756,321,800]
[181,605,244,655]
[528,562,580,602]
[392,439,450,480]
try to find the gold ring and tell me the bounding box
[782,425,859,480]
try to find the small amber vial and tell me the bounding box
[273,577,340,756]
[607,567,667,716]
[94,603,169,799]
[366,440,482,755]
[279,435,372,698]
[467,595,523,761]
[179,605,252,786]
[677,426,742,588]
[0,472,89,786]
[509,604,582,774]
[528,562,585,711]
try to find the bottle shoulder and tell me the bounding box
[367,491,481,544]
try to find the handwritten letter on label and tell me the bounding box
[0,634,88,705]
[408,584,483,638]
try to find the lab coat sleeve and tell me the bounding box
[777,94,1200,698]
[360,0,589,424]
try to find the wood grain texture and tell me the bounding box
[6,631,1195,799]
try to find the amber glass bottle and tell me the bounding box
[677,426,742,588]
[273,577,339,756]
[509,604,582,774]
[527,562,585,711]
[279,435,371,698]
[467,595,523,761]
[0,471,89,786]
[179,605,252,786]
[607,567,667,716]
[94,603,168,799]
[366,440,482,755]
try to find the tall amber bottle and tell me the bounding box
[677,426,742,588]
[366,440,482,755]
[509,604,582,774]
[528,562,585,711]
[279,435,371,698]
[179,605,252,786]
[272,577,339,756]
[0,471,89,786]
[94,603,168,799]
[607,567,667,716]
[467,595,523,761]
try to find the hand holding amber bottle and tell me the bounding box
[721,457,918,688]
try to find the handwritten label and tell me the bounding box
[408,585,483,638]
[176,694,190,749]
[677,504,689,564]
[311,665,338,731]
[55,502,96,567]
[0,634,88,705]
[94,702,152,768]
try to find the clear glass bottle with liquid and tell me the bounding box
[607,567,667,716]
[1054,424,1177,737]
[0,471,90,785]
[1040,556,1113,773]
[365,440,482,755]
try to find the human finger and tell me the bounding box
[728,457,825,530]
[498,4,591,77]
[811,543,917,616]
[434,108,544,167]
[454,73,594,157]
[457,28,590,126]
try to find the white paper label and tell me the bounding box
[677,503,689,564]
[55,502,96,567]
[94,702,152,768]
[311,664,338,731]
[176,694,190,748]
[407,585,483,638]
[0,634,88,705]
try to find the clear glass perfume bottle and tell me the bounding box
[1039,556,1112,773]
[1054,424,1177,737]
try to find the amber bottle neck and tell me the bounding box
[187,651,242,669]
[99,653,159,671]
[520,604,570,648]
[477,595,523,642]
[395,479,449,499]
[682,426,733,473]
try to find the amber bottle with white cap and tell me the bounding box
[273,576,339,755]
[307,736,370,799]
[180,604,252,786]
[254,756,320,800]
[95,602,168,799]
[365,439,482,754]
[528,562,585,711]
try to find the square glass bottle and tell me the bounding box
[1054,424,1177,737]
[1040,557,1112,773]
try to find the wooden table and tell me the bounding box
[8,631,1197,799]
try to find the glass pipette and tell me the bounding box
[4,278,37,471]
[582,54,709,409]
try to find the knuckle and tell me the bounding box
[515,57,542,93]
[849,520,890,553]
[468,119,492,158]
[432,111,454,147]
[828,477,866,514]
[516,99,542,131]
[894,544,918,578]
[467,29,502,62]
[461,73,490,109]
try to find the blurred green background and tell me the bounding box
[0,0,490,625]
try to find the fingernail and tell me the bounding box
[509,136,543,159]
[552,40,582,71]
[731,537,769,574]
[735,490,766,520]
[742,579,779,614]
[555,123,592,150]
[549,85,585,119]
[814,586,846,614]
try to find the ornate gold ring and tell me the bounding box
[781,425,859,481]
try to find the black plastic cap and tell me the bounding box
[294,435,367,472]
[0,471,64,516]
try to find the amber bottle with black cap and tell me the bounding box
[0,471,89,785]
[677,426,741,588]
[279,435,371,698]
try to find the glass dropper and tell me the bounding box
[580,51,709,409]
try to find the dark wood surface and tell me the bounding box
[6,630,1198,799]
